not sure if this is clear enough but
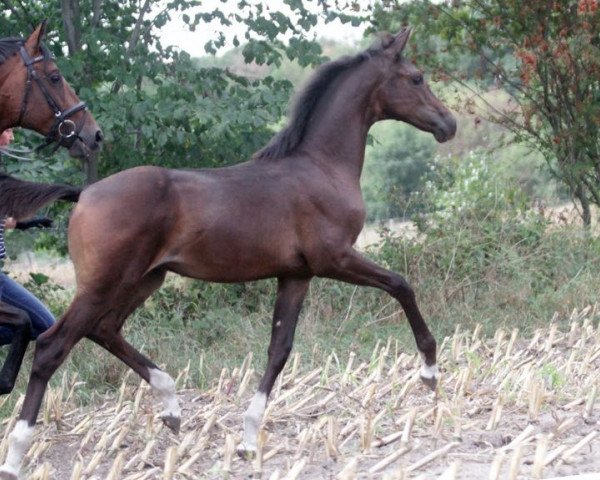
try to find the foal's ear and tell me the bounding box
[385,27,412,56]
[24,20,48,54]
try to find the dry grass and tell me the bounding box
[1,307,598,479]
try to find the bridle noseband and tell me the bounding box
[17,44,87,152]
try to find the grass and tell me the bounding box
[3,308,599,479]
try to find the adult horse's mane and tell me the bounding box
[0,173,81,219]
[253,40,387,162]
[0,38,24,65]
[0,36,51,65]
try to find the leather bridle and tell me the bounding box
[17,44,87,152]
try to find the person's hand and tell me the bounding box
[15,217,53,230]
[4,217,17,229]
[0,129,14,147]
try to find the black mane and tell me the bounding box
[253,42,385,162]
[0,37,24,65]
[0,36,52,66]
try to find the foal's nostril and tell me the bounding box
[95,130,104,143]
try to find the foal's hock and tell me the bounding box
[0,28,456,478]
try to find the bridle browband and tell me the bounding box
[16,43,87,153]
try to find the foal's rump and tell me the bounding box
[68,166,178,286]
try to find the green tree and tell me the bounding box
[370,0,600,226]
[363,122,437,220]
[1,1,363,184]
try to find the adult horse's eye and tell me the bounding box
[49,73,62,85]
[412,74,424,85]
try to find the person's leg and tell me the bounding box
[1,276,55,338]
[0,273,33,394]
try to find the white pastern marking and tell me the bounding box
[420,363,439,380]
[0,420,34,477]
[418,351,439,379]
[241,391,267,451]
[149,368,181,419]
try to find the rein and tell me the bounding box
[5,44,88,158]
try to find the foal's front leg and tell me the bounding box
[323,248,439,389]
[237,276,311,459]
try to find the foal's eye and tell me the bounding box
[412,74,424,86]
[49,73,62,85]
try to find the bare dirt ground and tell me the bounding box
[0,307,598,479]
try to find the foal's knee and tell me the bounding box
[388,276,415,300]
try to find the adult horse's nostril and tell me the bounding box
[96,130,104,143]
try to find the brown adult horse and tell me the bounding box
[0,28,456,478]
[0,20,100,396]
[0,21,103,158]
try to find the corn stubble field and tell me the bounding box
[0,307,599,480]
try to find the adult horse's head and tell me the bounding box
[374,28,456,143]
[0,21,103,158]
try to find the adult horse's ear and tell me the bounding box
[24,20,48,54]
[386,27,412,56]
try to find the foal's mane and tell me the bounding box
[0,173,81,219]
[253,42,385,162]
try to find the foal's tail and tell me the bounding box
[0,173,82,219]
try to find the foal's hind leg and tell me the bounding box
[322,248,438,389]
[87,269,181,432]
[238,277,310,459]
[88,332,182,433]
[0,302,31,394]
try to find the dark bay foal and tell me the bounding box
[0,28,456,478]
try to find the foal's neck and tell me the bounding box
[301,64,380,181]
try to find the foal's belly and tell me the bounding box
[163,224,309,283]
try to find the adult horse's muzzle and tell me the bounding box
[68,117,103,159]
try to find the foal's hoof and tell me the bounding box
[420,374,438,391]
[236,443,256,461]
[160,414,181,434]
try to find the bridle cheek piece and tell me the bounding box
[18,45,87,151]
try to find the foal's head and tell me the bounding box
[373,29,456,142]
[0,21,103,158]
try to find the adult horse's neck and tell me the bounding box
[299,62,380,182]
[0,58,22,131]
